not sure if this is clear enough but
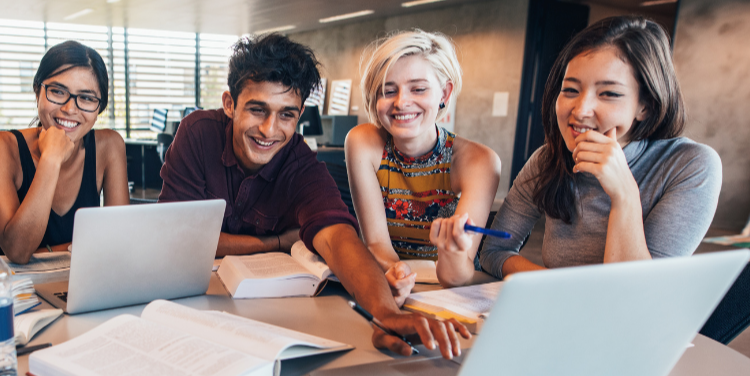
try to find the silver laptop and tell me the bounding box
[313,250,750,376]
[36,199,225,314]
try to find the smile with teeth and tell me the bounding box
[253,138,275,147]
[393,113,418,121]
[572,126,592,133]
[56,118,79,129]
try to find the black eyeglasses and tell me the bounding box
[41,84,101,113]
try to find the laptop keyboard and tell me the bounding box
[54,291,68,302]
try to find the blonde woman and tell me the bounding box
[346,30,501,304]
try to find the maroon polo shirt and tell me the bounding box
[158,108,358,253]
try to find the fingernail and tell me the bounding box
[430,340,437,350]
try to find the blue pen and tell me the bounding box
[464,224,511,239]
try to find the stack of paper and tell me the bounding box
[3,252,71,285]
[12,278,39,315]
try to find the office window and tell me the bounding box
[0,20,237,137]
[199,33,238,111]
[125,29,197,138]
[0,19,45,130]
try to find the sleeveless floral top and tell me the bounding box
[377,126,459,260]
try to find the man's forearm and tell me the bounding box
[216,232,280,257]
[313,224,400,318]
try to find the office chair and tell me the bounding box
[156,133,173,164]
[699,261,750,344]
[150,108,169,133]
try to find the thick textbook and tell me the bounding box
[218,241,337,298]
[29,300,352,376]
[403,281,504,333]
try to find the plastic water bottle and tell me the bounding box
[0,258,16,376]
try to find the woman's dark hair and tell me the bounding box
[532,16,686,224]
[228,33,321,107]
[33,40,109,114]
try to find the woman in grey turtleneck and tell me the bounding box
[429,15,721,280]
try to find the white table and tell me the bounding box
[18,274,750,375]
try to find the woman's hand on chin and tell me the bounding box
[38,126,75,166]
[571,127,639,205]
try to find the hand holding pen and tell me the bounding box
[349,301,471,359]
[349,301,419,354]
[431,213,511,257]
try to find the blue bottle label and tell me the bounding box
[0,304,13,342]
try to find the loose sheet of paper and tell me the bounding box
[405,281,504,319]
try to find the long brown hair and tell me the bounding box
[532,16,685,223]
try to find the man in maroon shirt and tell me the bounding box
[159,34,468,359]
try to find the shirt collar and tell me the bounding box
[220,118,297,182]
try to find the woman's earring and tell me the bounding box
[439,102,446,110]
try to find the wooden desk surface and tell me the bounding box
[17,273,750,375]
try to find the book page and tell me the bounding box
[291,241,332,280]
[29,314,269,376]
[230,253,317,280]
[142,300,348,361]
[3,252,71,273]
[403,260,439,284]
[405,281,504,320]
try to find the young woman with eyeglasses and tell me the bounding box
[0,41,129,264]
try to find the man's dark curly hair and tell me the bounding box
[227,33,322,107]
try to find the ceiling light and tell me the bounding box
[64,9,94,21]
[402,0,446,7]
[106,0,121,3]
[253,25,297,34]
[319,10,374,23]
[641,0,677,6]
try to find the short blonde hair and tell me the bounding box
[360,29,462,127]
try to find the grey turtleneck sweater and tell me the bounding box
[480,137,722,279]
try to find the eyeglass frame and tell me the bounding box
[40,83,102,113]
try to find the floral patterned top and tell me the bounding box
[377,126,459,260]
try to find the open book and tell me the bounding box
[218,241,337,298]
[15,308,63,346]
[29,300,352,376]
[403,281,504,333]
[3,252,70,285]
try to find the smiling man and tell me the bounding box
[158,34,469,360]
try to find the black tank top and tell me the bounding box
[10,129,99,249]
